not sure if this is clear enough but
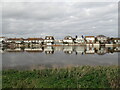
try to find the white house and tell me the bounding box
[111,38,120,44]
[96,35,108,44]
[6,38,23,44]
[63,36,74,44]
[44,36,55,45]
[75,36,85,44]
[85,36,95,44]
[0,37,6,43]
[24,38,43,44]
[0,37,7,46]
[54,40,63,45]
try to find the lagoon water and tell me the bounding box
[2,46,119,70]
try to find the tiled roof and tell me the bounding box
[97,35,106,37]
[7,38,23,40]
[26,38,43,40]
[45,36,54,40]
[7,38,44,41]
[85,36,95,38]
[0,37,6,38]
[45,36,54,37]
[111,38,120,40]
[64,36,73,39]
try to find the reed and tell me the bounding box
[2,66,119,88]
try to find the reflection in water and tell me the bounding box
[1,46,120,55]
[44,46,54,54]
[1,46,119,70]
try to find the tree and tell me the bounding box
[21,41,25,44]
[2,40,5,44]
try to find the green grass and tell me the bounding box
[2,66,119,88]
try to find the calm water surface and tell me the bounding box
[2,46,119,70]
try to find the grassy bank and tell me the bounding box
[2,66,119,88]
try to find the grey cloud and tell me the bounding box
[2,2,118,38]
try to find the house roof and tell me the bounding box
[111,38,120,40]
[45,36,54,40]
[7,38,44,41]
[64,36,73,40]
[0,37,6,38]
[85,36,95,38]
[45,36,54,37]
[97,35,106,37]
[7,38,23,41]
[26,38,43,40]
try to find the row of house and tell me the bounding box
[0,35,120,46]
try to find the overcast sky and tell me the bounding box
[2,2,118,39]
